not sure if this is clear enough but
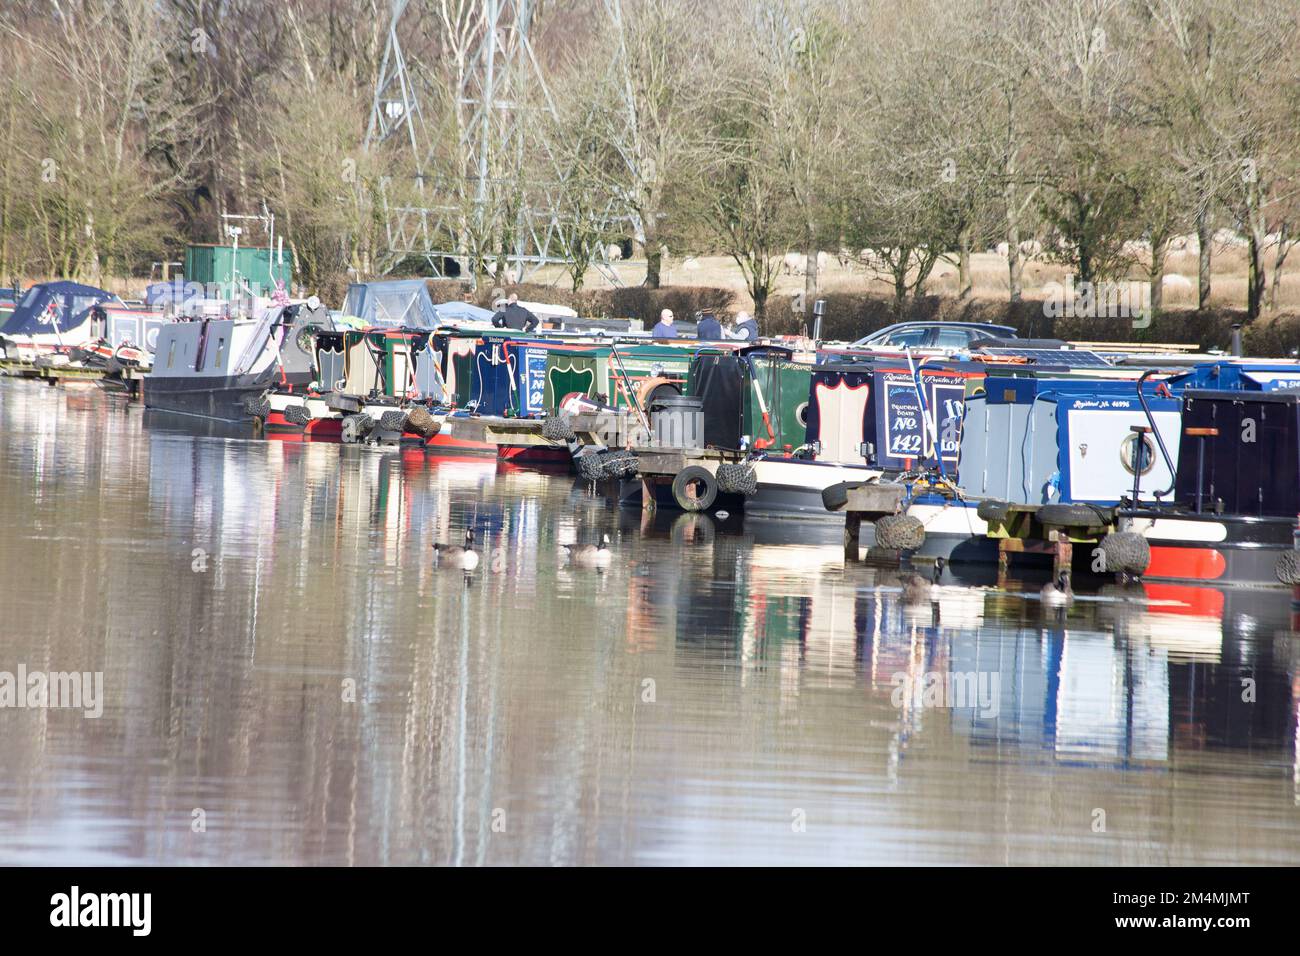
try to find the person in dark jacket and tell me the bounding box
[695,311,723,341]
[725,310,759,342]
[491,294,540,332]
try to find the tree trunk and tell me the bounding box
[642,213,662,288]
[1269,224,1291,311]
[1196,205,1213,310]
[804,226,819,312]
[957,220,973,300]
[645,245,662,288]
[1149,237,1167,315]
[751,282,768,322]
[1246,189,1266,320]
[1004,148,1023,303]
[893,256,909,319]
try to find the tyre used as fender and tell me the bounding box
[671,465,718,512]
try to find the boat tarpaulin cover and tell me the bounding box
[0,281,113,337]
[342,279,442,330]
[433,301,494,324]
[689,353,745,449]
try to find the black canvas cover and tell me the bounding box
[1175,389,1300,517]
[688,353,745,449]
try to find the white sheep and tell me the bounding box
[605,243,623,261]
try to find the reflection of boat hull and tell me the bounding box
[497,445,572,466]
[425,430,496,456]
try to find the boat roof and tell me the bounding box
[0,281,116,337]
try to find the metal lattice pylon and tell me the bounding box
[367,0,626,284]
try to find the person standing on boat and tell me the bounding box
[651,308,676,339]
[725,310,759,342]
[695,310,723,341]
[492,293,540,333]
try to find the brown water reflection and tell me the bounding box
[0,379,1297,865]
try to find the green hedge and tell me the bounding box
[762,290,1300,355]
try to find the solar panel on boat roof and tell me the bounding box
[981,347,1114,368]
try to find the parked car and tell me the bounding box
[849,321,1018,350]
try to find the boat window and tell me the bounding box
[215,337,226,368]
[167,341,176,369]
[70,295,100,318]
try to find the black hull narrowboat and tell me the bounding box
[1119,386,1300,587]
[143,301,326,423]
[144,370,312,421]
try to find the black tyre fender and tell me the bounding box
[821,480,864,512]
[1038,502,1112,531]
[600,450,639,480]
[671,465,718,512]
[1099,531,1151,575]
[542,414,576,442]
[575,451,606,482]
[284,402,310,427]
[716,461,757,496]
[341,413,373,444]
[1276,550,1300,586]
[379,409,408,432]
[873,513,926,551]
[976,499,1012,523]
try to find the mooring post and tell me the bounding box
[1054,540,1073,579]
[844,512,862,562]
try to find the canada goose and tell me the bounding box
[565,533,612,568]
[900,557,945,603]
[434,528,479,571]
[1041,569,1073,606]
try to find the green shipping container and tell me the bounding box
[184,244,292,293]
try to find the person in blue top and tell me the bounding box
[651,308,676,339]
[695,310,723,340]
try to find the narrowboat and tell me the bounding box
[1116,370,1300,587]
[144,300,327,421]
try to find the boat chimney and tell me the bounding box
[811,298,826,342]
[1230,323,1242,357]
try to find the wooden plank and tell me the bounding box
[844,482,906,516]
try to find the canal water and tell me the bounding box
[0,379,1297,865]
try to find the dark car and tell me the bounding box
[849,321,1018,350]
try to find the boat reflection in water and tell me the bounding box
[0,378,1298,865]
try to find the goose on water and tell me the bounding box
[565,533,612,568]
[900,557,946,603]
[1041,569,1074,606]
[434,528,479,571]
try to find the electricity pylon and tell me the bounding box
[367,0,626,284]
